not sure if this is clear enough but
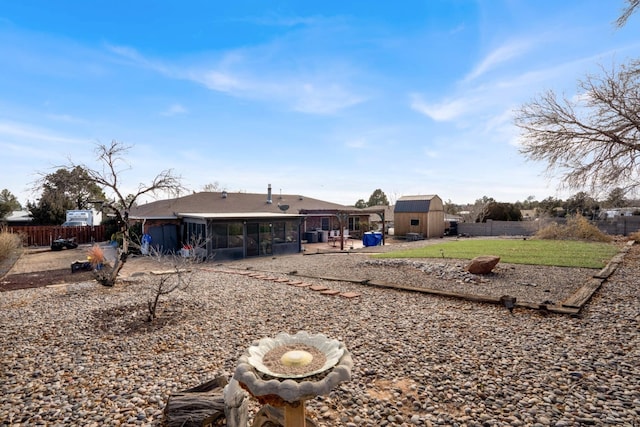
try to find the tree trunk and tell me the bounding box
[102,249,127,286]
[163,376,248,427]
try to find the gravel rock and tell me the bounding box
[1,245,639,426]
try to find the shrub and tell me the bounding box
[535,215,612,242]
[0,228,22,263]
[628,230,640,241]
[87,244,106,268]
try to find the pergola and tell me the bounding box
[298,208,386,250]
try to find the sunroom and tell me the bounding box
[180,212,305,261]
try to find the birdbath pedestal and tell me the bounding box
[233,331,353,427]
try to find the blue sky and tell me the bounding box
[1,1,638,207]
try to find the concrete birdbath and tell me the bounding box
[234,331,353,427]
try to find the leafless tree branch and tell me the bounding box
[616,0,639,27]
[515,60,640,193]
[68,140,185,286]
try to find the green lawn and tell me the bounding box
[374,239,620,268]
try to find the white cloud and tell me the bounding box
[464,39,534,82]
[160,104,188,117]
[190,67,366,114]
[292,82,365,114]
[106,43,172,76]
[410,93,472,122]
[199,70,246,93]
[0,120,84,145]
[423,149,439,159]
[107,40,365,115]
[345,138,366,149]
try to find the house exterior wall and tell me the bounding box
[304,214,371,237]
[142,219,182,233]
[138,217,304,261]
[141,219,182,252]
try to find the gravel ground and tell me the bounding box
[1,244,639,426]
[228,252,596,306]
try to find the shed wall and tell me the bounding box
[393,195,445,238]
[394,211,445,238]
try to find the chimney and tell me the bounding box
[267,184,272,204]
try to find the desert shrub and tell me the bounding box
[628,230,640,241]
[0,228,22,263]
[535,215,612,242]
[87,244,106,268]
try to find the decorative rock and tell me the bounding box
[465,256,500,274]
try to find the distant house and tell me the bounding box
[393,195,445,239]
[128,185,371,260]
[360,205,394,232]
[3,210,33,226]
[600,207,640,219]
[520,209,538,220]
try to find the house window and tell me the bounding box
[410,219,420,226]
[184,221,206,246]
[286,221,299,243]
[259,223,272,256]
[321,217,330,230]
[273,222,286,243]
[228,222,243,248]
[211,224,229,249]
[348,216,360,231]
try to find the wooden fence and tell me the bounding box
[7,225,107,247]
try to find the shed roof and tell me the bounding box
[394,195,439,213]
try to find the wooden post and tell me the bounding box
[336,212,349,251]
[284,401,306,427]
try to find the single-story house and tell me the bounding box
[3,210,33,226]
[393,195,445,239]
[128,185,372,260]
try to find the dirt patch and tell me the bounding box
[8,245,96,275]
[0,244,168,292]
[91,302,180,334]
[0,245,98,292]
[1,268,95,292]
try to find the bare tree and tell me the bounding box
[462,197,492,223]
[145,258,191,322]
[616,0,639,27]
[516,1,640,194]
[202,181,222,192]
[70,141,184,286]
[515,59,640,193]
[143,235,209,321]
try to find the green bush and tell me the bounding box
[535,215,612,242]
[0,228,22,263]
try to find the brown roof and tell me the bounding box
[129,191,350,219]
[360,205,394,222]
